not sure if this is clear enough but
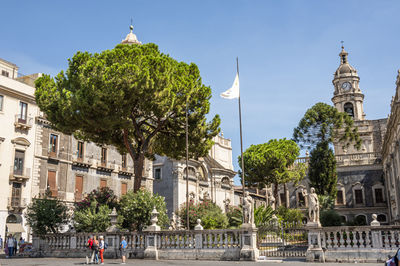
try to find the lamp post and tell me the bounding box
[185,98,190,230]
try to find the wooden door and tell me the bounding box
[47,170,58,197]
[121,183,127,195]
[75,175,83,201]
[100,179,107,189]
[11,183,22,207]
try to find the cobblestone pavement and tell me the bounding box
[0,258,383,266]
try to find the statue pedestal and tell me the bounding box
[240,223,259,261]
[306,221,321,228]
[305,222,324,262]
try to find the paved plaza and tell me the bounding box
[0,258,383,266]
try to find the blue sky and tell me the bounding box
[1,1,399,184]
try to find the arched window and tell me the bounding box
[344,102,354,118]
[6,214,18,223]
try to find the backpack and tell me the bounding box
[92,240,99,251]
[104,242,108,250]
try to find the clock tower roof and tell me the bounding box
[334,46,358,78]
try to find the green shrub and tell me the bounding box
[346,215,367,226]
[226,206,243,228]
[74,200,111,232]
[320,209,342,227]
[26,191,70,234]
[178,200,228,229]
[118,189,169,231]
[276,206,304,224]
[318,195,335,211]
[255,205,274,228]
[75,187,118,212]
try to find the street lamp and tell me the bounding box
[185,98,190,230]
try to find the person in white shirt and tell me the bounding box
[99,236,105,264]
[7,235,15,258]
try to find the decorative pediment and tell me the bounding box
[11,137,31,147]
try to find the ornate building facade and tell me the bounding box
[0,58,41,241]
[153,133,236,217]
[382,71,400,224]
[271,47,390,225]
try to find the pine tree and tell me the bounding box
[308,141,337,197]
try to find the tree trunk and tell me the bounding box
[284,183,288,208]
[132,153,145,192]
[274,183,278,210]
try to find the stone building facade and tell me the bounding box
[32,116,154,202]
[271,47,390,225]
[153,134,236,217]
[382,70,400,224]
[0,58,41,241]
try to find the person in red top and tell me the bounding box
[86,236,93,265]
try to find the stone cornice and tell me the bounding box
[0,84,36,104]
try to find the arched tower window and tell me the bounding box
[344,102,354,117]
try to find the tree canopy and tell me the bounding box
[118,189,169,231]
[35,43,220,191]
[238,138,306,204]
[308,141,337,197]
[26,192,70,234]
[292,102,361,150]
[293,102,361,198]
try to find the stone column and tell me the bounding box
[370,214,382,248]
[70,235,77,249]
[305,223,325,262]
[194,219,203,249]
[106,207,120,258]
[240,223,259,261]
[143,207,161,260]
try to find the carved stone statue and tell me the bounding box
[268,191,276,210]
[243,191,254,225]
[203,191,210,201]
[303,187,320,224]
[223,198,231,213]
[169,212,177,230]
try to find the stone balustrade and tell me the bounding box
[307,224,400,262]
[31,228,256,261]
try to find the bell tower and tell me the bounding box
[332,46,365,121]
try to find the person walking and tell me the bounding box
[7,235,14,258]
[86,236,93,264]
[13,236,17,255]
[99,236,105,265]
[0,235,3,249]
[92,236,99,264]
[120,236,127,264]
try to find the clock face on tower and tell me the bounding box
[341,82,352,92]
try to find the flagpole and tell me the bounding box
[236,57,246,222]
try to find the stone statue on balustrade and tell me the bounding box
[268,191,276,210]
[223,198,231,213]
[302,187,320,226]
[169,212,177,230]
[242,191,255,227]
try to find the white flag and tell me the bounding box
[220,73,239,99]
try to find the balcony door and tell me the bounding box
[75,175,83,201]
[18,102,27,123]
[13,150,24,176]
[47,170,58,197]
[11,182,22,207]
